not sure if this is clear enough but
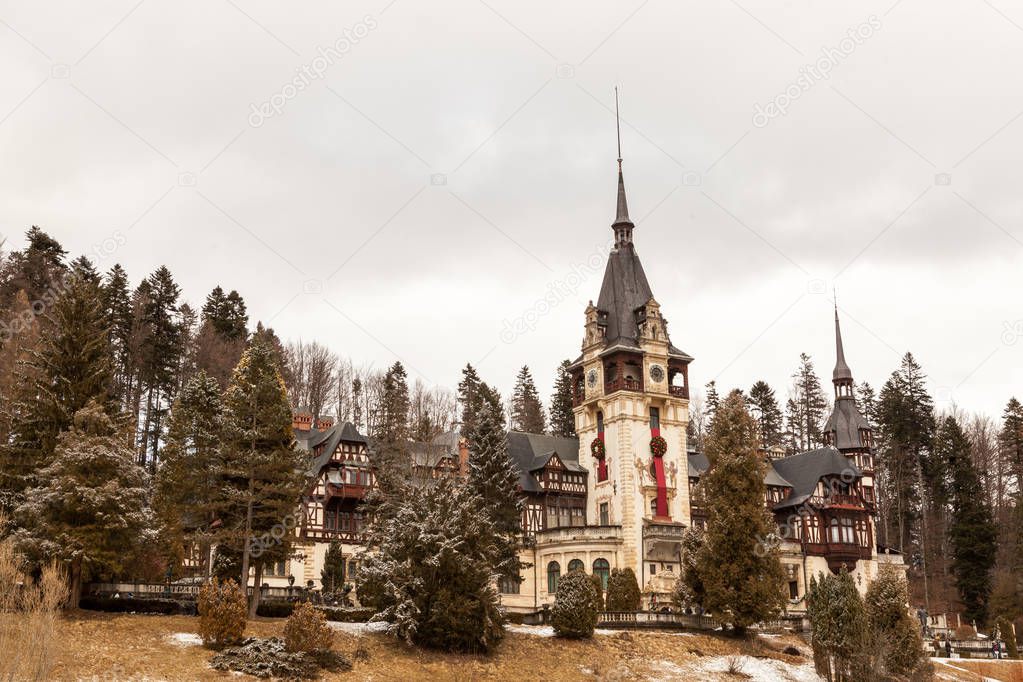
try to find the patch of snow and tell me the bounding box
[594,629,617,636]
[328,620,391,637]
[665,656,823,682]
[506,624,556,637]
[167,632,203,647]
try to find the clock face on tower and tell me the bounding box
[649,364,665,383]
[587,369,599,388]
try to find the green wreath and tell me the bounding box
[650,436,667,457]
[591,438,606,459]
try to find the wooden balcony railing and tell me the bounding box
[668,385,688,398]
[605,378,642,393]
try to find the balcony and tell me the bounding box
[668,385,688,398]
[303,526,367,544]
[605,377,643,394]
[643,520,686,540]
[822,494,864,509]
[535,525,622,545]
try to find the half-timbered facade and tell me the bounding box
[258,153,900,615]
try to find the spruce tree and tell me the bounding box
[137,266,182,468]
[467,383,522,579]
[0,226,67,313]
[704,380,720,426]
[694,390,785,634]
[154,370,225,577]
[218,339,304,618]
[457,363,482,439]
[876,352,936,553]
[0,290,41,447]
[356,477,505,653]
[942,416,998,625]
[321,540,346,595]
[787,353,829,451]
[373,362,412,496]
[0,269,112,510]
[101,264,134,406]
[549,359,576,437]
[1000,397,1023,493]
[748,380,784,449]
[13,400,151,607]
[510,365,545,433]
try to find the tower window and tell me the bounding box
[599,502,609,526]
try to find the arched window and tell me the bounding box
[547,561,561,593]
[828,518,840,544]
[568,559,584,573]
[593,559,610,591]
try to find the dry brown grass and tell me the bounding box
[38,611,821,681]
[0,516,68,682]
[942,659,1023,682]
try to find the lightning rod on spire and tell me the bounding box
[615,86,622,171]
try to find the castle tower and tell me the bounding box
[823,306,876,508]
[569,151,694,597]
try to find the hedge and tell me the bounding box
[80,595,196,615]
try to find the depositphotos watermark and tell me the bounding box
[0,231,127,345]
[499,240,614,344]
[248,15,378,128]
[752,16,882,128]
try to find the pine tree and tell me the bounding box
[373,362,412,497]
[704,380,720,427]
[467,383,522,579]
[856,381,878,427]
[694,390,786,634]
[807,568,871,682]
[218,339,304,618]
[941,416,998,625]
[101,264,134,406]
[0,226,67,313]
[0,269,112,510]
[876,353,935,558]
[748,380,784,449]
[457,364,483,439]
[13,400,151,607]
[1000,397,1023,493]
[154,370,225,578]
[356,477,505,653]
[0,290,41,446]
[787,353,829,451]
[137,266,182,469]
[510,365,545,433]
[549,359,576,437]
[351,377,363,431]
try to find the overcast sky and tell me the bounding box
[2,0,1022,419]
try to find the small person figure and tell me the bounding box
[944,638,952,658]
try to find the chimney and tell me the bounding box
[458,437,470,476]
[316,416,335,431]
[292,412,313,432]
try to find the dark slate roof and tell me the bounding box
[300,421,369,477]
[687,452,709,477]
[596,244,654,348]
[833,308,853,381]
[771,447,862,509]
[506,431,583,493]
[824,399,872,451]
[687,451,790,487]
[411,431,460,468]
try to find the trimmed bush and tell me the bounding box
[284,602,335,653]
[256,600,295,618]
[320,606,374,623]
[589,573,605,613]
[198,580,247,650]
[605,568,641,611]
[551,571,599,639]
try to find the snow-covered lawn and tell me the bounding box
[165,632,203,647]
[657,655,823,682]
[326,620,391,637]
[505,624,617,637]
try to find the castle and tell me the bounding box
[272,155,902,616]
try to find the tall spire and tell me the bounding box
[833,304,853,383]
[612,87,634,247]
